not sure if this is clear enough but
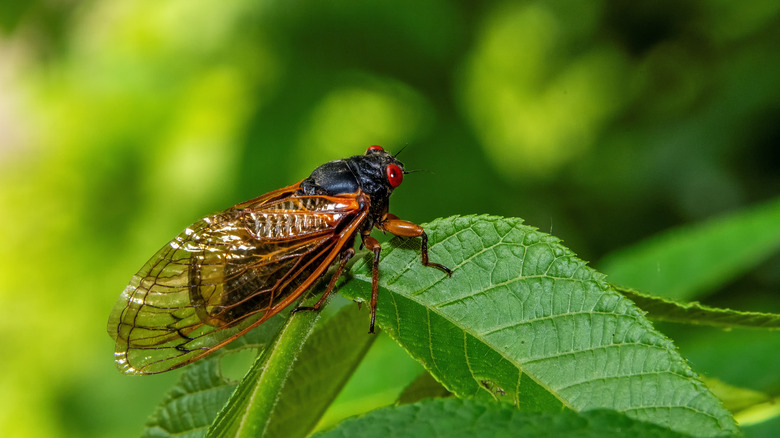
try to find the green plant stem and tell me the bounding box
[206,307,321,438]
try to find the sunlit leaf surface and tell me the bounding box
[340,216,738,436]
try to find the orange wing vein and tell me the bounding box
[108,184,367,374]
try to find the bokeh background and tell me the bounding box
[1,1,779,437]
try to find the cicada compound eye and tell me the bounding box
[386,164,403,188]
[367,145,384,153]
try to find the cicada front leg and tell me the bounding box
[380,214,452,276]
[360,215,451,333]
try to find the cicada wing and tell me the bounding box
[108,191,365,374]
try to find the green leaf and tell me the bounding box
[701,378,773,416]
[599,196,780,301]
[735,396,780,431]
[315,332,426,430]
[396,371,452,405]
[261,303,377,438]
[742,416,780,438]
[142,315,286,438]
[339,215,739,437]
[618,287,780,329]
[205,297,376,438]
[311,398,699,438]
[205,300,321,438]
[698,378,780,431]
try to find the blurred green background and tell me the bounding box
[1,1,779,437]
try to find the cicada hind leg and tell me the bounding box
[292,247,356,314]
[362,215,452,333]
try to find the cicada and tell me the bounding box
[107,145,451,374]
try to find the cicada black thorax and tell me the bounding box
[299,150,403,232]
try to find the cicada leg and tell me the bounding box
[360,234,382,333]
[380,214,452,276]
[293,247,355,313]
[360,216,452,334]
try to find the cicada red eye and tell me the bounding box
[367,145,384,152]
[386,164,403,188]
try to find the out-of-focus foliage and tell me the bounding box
[0,0,778,437]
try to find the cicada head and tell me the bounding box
[355,145,405,197]
[300,145,405,201]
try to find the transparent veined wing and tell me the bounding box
[108,187,367,374]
